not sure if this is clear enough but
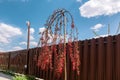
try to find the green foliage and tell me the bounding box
[0,70,15,76]
[26,75,36,80]
[13,75,27,80]
[0,70,36,80]
[13,75,35,80]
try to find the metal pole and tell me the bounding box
[27,21,30,50]
[64,15,67,80]
[108,24,110,36]
[26,21,30,74]
[116,22,120,35]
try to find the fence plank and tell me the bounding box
[66,46,70,80]
[106,36,113,80]
[78,41,82,80]
[80,41,84,80]
[8,53,11,70]
[1,34,120,80]
[97,37,105,80]
[90,39,96,80]
[115,34,120,80]
[83,40,89,80]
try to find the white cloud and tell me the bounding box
[19,41,27,45]
[79,0,120,18]
[0,46,23,52]
[77,0,82,2]
[0,48,4,52]
[30,41,37,47]
[19,41,37,47]
[26,28,35,41]
[39,27,46,34]
[39,27,54,44]
[94,34,109,39]
[38,27,69,45]
[0,35,9,43]
[30,28,35,34]
[0,23,22,44]
[91,24,104,32]
[12,46,23,51]
[30,35,35,40]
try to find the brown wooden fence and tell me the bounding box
[0,34,120,80]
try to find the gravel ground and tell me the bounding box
[0,72,13,80]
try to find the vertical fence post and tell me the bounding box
[2,34,120,80]
[8,52,11,70]
[79,41,83,80]
[106,36,113,80]
[26,21,30,74]
[83,40,89,80]
[90,39,96,80]
[116,34,120,79]
[97,37,105,80]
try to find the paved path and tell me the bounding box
[0,72,13,80]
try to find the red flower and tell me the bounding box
[71,22,74,28]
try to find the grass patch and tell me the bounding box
[0,70,15,76]
[0,70,36,80]
[13,75,35,80]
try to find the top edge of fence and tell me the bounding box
[2,34,120,53]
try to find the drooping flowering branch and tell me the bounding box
[54,38,65,77]
[37,29,53,70]
[36,9,81,79]
[67,26,80,75]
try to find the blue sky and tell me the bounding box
[0,0,120,52]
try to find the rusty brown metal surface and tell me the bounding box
[83,40,89,80]
[0,34,120,80]
[97,37,105,80]
[106,36,113,80]
[90,39,96,80]
[115,34,120,80]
